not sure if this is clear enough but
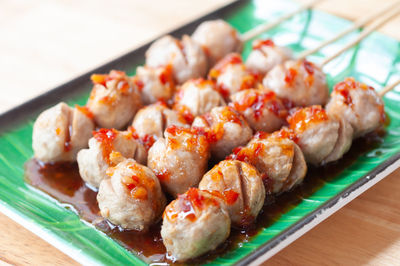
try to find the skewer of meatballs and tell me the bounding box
[31,14,399,263]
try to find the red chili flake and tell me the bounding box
[75,105,94,119]
[252,39,275,50]
[287,105,329,133]
[224,190,239,205]
[284,68,297,85]
[93,128,118,164]
[302,60,315,75]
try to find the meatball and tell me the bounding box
[77,128,147,188]
[192,106,253,160]
[323,117,353,164]
[131,102,189,142]
[199,160,265,227]
[87,70,141,129]
[230,88,287,132]
[326,77,385,138]
[263,59,329,107]
[229,130,307,194]
[208,53,259,100]
[246,39,292,76]
[147,126,210,197]
[32,103,95,162]
[288,106,339,165]
[133,65,175,105]
[192,19,243,66]
[173,78,225,120]
[97,158,166,231]
[161,188,230,261]
[145,35,208,84]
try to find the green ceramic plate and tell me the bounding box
[0,0,399,265]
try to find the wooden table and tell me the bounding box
[1,0,399,264]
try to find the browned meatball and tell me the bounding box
[208,53,260,100]
[199,160,265,227]
[97,158,166,231]
[288,106,339,165]
[32,102,95,162]
[147,126,210,197]
[192,19,243,66]
[229,129,307,194]
[230,88,287,132]
[87,70,141,129]
[323,116,353,164]
[145,35,208,84]
[245,39,292,76]
[133,65,175,105]
[77,128,147,188]
[326,77,385,138]
[263,59,329,107]
[161,188,230,261]
[192,106,253,160]
[173,78,225,120]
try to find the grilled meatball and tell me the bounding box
[229,130,307,194]
[97,158,166,231]
[173,78,225,120]
[145,35,208,84]
[230,88,287,132]
[246,39,292,76]
[131,102,189,142]
[87,70,141,129]
[263,59,328,107]
[326,77,385,138]
[288,106,339,165]
[208,53,259,100]
[77,128,147,188]
[192,19,243,66]
[199,160,265,227]
[323,117,353,164]
[133,65,175,105]
[147,126,210,197]
[161,188,230,261]
[32,103,95,162]
[192,106,252,160]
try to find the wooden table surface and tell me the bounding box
[1,0,400,265]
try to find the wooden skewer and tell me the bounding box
[379,79,400,97]
[319,4,400,67]
[297,0,400,60]
[241,0,325,42]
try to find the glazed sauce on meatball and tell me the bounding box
[288,105,329,133]
[93,128,118,164]
[252,39,275,49]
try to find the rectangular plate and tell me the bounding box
[0,0,400,265]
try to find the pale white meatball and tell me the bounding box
[145,35,208,84]
[173,78,225,118]
[147,126,210,197]
[246,39,292,75]
[32,102,95,162]
[230,89,287,132]
[263,60,328,107]
[87,70,141,129]
[97,158,166,231]
[134,65,175,105]
[132,102,189,140]
[161,188,230,261]
[192,106,252,160]
[229,130,307,194]
[199,160,265,227]
[326,77,385,138]
[288,106,339,165]
[77,129,147,188]
[209,53,259,99]
[192,19,243,66]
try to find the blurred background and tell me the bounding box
[0,0,400,265]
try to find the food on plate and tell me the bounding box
[77,128,147,188]
[161,188,230,261]
[199,160,265,227]
[87,70,141,129]
[97,157,165,231]
[147,126,210,197]
[32,103,95,162]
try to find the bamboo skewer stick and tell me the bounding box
[318,4,400,67]
[379,79,400,97]
[297,0,400,60]
[241,0,326,42]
